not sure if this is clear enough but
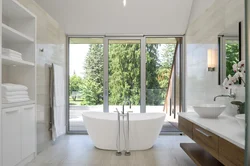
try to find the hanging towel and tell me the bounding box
[50,63,66,141]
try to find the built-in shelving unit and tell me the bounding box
[2,100,35,109]
[2,23,34,43]
[2,55,35,66]
[2,0,36,102]
[3,0,35,20]
[1,0,37,166]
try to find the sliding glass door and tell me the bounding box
[67,36,182,133]
[68,37,104,131]
[145,38,177,113]
[104,38,145,113]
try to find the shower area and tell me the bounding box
[67,36,184,134]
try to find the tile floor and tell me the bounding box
[26,135,195,166]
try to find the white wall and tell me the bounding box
[18,0,66,153]
[185,0,245,116]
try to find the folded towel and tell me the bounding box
[2,91,28,96]
[2,97,30,104]
[2,83,28,92]
[3,95,29,100]
[2,48,22,56]
[2,53,23,60]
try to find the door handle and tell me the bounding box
[195,128,211,138]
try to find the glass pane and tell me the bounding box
[69,38,104,131]
[145,38,176,112]
[145,37,179,133]
[225,39,240,77]
[108,39,141,113]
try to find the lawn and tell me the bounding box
[69,97,82,105]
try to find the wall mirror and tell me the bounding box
[218,22,241,84]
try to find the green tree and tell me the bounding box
[158,44,175,89]
[69,74,83,101]
[108,44,141,105]
[80,42,176,106]
[226,43,239,76]
[81,78,103,105]
[146,44,162,105]
[81,44,104,105]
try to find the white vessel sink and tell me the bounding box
[192,104,226,118]
[235,114,245,128]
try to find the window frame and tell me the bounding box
[219,36,241,85]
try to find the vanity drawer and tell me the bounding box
[218,138,244,166]
[178,116,193,139]
[193,124,219,158]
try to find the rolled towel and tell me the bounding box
[3,95,29,100]
[2,83,28,92]
[2,97,30,104]
[2,91,28,96]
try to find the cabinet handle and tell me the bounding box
[195,128,211,137]
[5,110,18,114]
[24,107,33,110]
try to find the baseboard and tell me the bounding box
[37,140,53,154]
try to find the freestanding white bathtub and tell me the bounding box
[82,112,165,151]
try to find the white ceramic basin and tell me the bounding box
[192,104,226,118]
[235,114,245,128]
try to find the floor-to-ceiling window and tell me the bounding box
[107,39,142,113]
[145,38,176,113]
[67,36,182,133]
[145,37,182,133]
[68,37,104,131]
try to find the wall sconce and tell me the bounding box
[207,49,216,71]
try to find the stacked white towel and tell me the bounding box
[2,48,23,60]
[2,83,30,103]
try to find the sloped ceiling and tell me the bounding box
[188,0,216,26]
[34,0,215,35]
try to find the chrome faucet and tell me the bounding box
[122,100,131,114]
[214,89,236,101]
[115,100,132,156]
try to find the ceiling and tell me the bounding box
[34,0,215,35]
[219,23,239,36]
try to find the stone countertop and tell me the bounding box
[178,112,245,149]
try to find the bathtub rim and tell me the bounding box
[82,112,166,122]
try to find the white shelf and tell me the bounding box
[2,100,35,109]
[3,0,36,19]
[1,55,35,67]
[2,23,34,43]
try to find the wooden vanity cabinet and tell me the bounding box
[193,124,219,159]
[178,116,193,139]
[178,116,244,166]
[219,138,244,166]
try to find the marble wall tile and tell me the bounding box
[18,0,66,153]
[185,0,245,116]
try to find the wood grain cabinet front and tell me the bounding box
[178,116,193,139]
[218,138,244,166]
[193,124,219,159]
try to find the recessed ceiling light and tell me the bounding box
[123,0,126,7]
